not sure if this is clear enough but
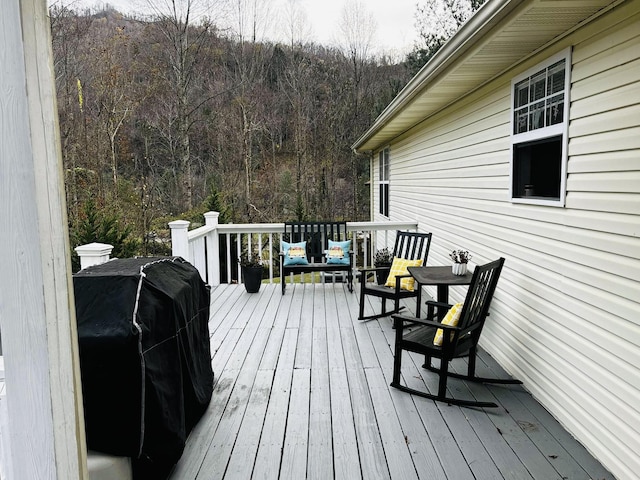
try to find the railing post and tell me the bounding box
[169,220,190,261]
[74,243,114,270]
[204,211,220,286]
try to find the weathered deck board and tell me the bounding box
[252,329,297,479]
[326,286,362,480]
[169,283,613,480]
[223,369,274,478]
[367,327,447,479]
[329,285,393,480]
[308,320,333,479]
[280,367,310,479]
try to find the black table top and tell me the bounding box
[407,265,472,286]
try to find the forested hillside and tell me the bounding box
[49,5,412,258]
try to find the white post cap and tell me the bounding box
[74,242,114,270]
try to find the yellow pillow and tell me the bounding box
[384,257,423,291]
[433,303,463,346]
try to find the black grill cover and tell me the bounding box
[74,257,213,478]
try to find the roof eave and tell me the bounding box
[352,0,621,153]
[351,0,517,153]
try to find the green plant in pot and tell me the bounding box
[373,247,394,285]
[239,249,263,293]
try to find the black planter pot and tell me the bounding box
[241,266,263,293]
[376,266,391,285]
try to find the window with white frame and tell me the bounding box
[511,48,571,205]
[378,147,389,216]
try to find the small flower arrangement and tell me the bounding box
[449,249,471,264]
[239,249,262,268]
[373,247,394,266]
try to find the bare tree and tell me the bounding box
[49,4,95,219]
[141,0,219,211]
[282,0,312,49]
[49,3,406,241]
[339,0,377,67]
[227,0,274,221]
[91,26,134,192]
[338,0,377,218]
[230,0,274,44]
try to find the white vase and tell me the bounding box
[452,263,467,275]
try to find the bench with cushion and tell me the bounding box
[280,221,353,294]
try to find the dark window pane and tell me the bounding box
[379,148,389,216]
[530,70,546,102]
[546,94,564,125]
[513,135,562,200]
[384,151,389,179]
[547,60,565,95]
[529,101,545,130]
[379,184,389,216]
[514,79,529,108]
[514,109,528,134]
[379,148,389,181]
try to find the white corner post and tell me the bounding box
[0,0,88,478]
[204,211,221,286]
[169,220,191,261]
[75,243,114,270]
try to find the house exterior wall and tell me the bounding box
[374,4,640,479]
[1,0,88,478]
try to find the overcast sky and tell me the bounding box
[295,0,419,56]
[64,0,420,57]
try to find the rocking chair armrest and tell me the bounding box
[424,300,490,317]
[358,266,389,273]
[459,321,483,336]
[425,300,453,309]
[435,322,461,331]
[391,313,444,330]
[389,273,413,293]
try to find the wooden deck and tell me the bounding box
[170,283,613,480]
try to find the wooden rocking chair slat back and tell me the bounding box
[457,261,502,334]
[393,231,429,261]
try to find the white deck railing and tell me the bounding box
[168,211,419,286]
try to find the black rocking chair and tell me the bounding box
[358,231,432,321]
[391,257,522,408]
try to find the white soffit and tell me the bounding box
[352,0,622,153]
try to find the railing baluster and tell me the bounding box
[225,233,232,284]
[236,234,242,284]
[204,212,220,286]
[268,234,273,282]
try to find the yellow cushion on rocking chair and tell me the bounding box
[384,257,423,291]
[433,303,463,346]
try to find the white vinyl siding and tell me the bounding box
[384,5,640,480]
